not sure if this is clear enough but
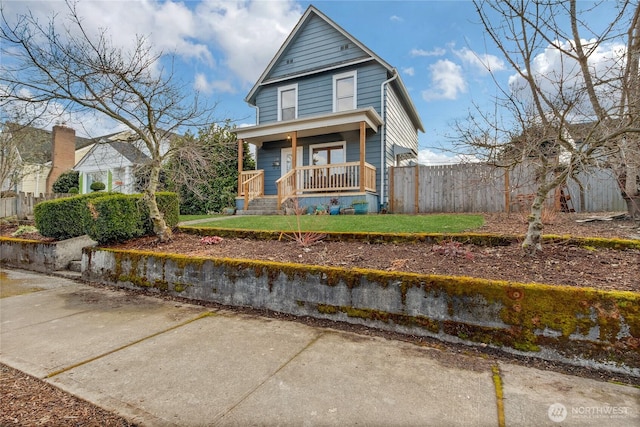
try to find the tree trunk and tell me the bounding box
[618,144,640,220]
[521,169,566,255]
[625,195,640,221]
[143,160,172,242]
[522,193,546,255]
[624,162,640,219]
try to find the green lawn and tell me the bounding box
[186,214,484,234]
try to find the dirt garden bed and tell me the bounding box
[103,212,640,292]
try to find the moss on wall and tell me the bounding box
[83,246,639,370]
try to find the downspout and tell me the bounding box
[252,104,260,125]
[380,69,398,209]
[251,103,260,170]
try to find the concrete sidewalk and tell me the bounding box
[1,268,638,426]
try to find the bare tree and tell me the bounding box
[0,125,22,193]
[0,1,216,241]
[459,0,640,254]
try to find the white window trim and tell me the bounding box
[309,141,347,165]
[277,83,298,121]
[333,71,357,112]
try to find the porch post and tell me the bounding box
[237,139,243,196]
[291,131,298,190]
[359,121,366,192]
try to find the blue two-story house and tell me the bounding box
[235,5,423,213]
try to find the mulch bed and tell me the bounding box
[104,212,640,292]
[0,364,135,426]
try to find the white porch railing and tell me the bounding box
[240,170,264,210]
[276,162,376,208]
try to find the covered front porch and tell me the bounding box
[236,107,383,211]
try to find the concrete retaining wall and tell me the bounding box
[83,247,640,377]
[1,235,96,272]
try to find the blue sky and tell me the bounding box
[2,0,626,164]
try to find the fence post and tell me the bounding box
[16,192,26,220]
[414,165,420,214]
[504,169,510,213]
[389,166,395,213]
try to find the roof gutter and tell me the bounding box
[380,69,398,209]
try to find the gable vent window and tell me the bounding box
[340,43,349,51]
[285,58,293,65]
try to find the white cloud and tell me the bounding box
[422,60,467,101]
[402,67,415,77]
[508,39,626,117]
[390,15,403,22]
[194,0,303,84]
[194,73,235,95]
[418,149,479,165]
[454,47,505,74]
[410,48,446,57]
[4,0,303,86]
[4,1,214,65]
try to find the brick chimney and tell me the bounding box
[46,124,76,193]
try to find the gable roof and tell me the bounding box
[244,6,423,132]
[3,123,94,164]
[108,141,150,164]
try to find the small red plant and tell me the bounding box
[200,236,224,245]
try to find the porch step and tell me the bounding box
[237,197,283,216]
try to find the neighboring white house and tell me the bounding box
[1,123,94,195]
[74,131,170,194]
[20,142,95,195]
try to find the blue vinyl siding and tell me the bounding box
[256,62,389,125]
[299,76,332,116]
[355,63,386,112]
[385,83,419,165]
[268,15,368,80]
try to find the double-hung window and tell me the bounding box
[278,84,298,121]
[333,71,357,112]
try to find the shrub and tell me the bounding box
[34,193,106,240]
[68,187,79,194]
[85,194,143,244]
[90,181,106,192]
[52,170,79,193]
[34,191,179,243]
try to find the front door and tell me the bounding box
[281,147,303,176]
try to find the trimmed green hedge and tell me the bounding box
[34,193,108,240]
[85,194,144,244]
[35,192,180,243]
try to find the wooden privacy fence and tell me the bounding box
[389,164,627,214]
[0,192,74,219]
